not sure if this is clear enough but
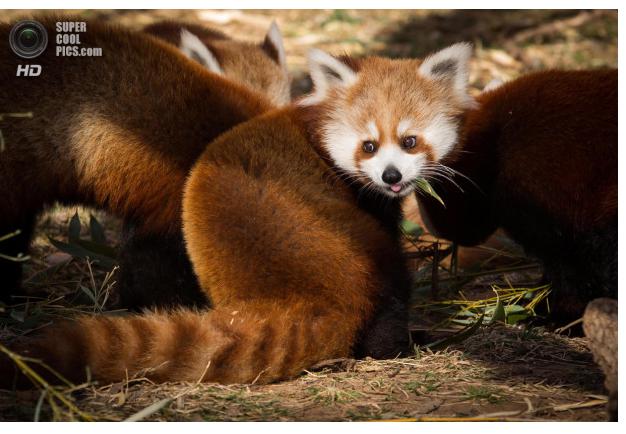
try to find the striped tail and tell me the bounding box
[1,302,361,387]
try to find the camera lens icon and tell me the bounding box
[9,20,48,59]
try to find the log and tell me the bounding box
[583,298,618,421]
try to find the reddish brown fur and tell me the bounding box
[2,305,355,385]
[329,56,465,156]
[418,69,617,321]
[143,21,291,106]
[420,69,617,241]
[0,17,272,236]
[0,16,274,305]
[345,57,466,126]
[1,105,410,386]
[1,18,411,386]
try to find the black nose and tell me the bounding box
[382,167,402,185]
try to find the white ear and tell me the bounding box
[299,48,357,106]
[179,28,222,74]
[262,20,287,70]
[419,42,473,106]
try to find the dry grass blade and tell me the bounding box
[415,283,551,329]
[124,398,173,422]
[0,112,34,120]
[0,8,616,422]
[415,416,548,422]
[0,343,94,421]
[376,414,548,421]
[0,230,31,263]
[553,399,607,412]
[0,230,23,244]
[555,318,583,334]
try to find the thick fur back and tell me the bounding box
[0,16,271,233]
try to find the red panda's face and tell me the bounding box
[301,44,475,198]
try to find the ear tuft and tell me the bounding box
[299,49,357,106]
[179,28,222,74]
[419,42,474,107]
[262,20,287,70]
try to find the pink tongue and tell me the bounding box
[390,184,402,193]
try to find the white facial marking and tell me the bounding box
[322,119,360,174]
[179,29,222,74]
[396,118,413,138]
[322,113,459,197]
[422,113,458,160]
[360,145,426,197]
[366,121,379,141]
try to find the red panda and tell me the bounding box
[0,16,289,310]
[122,19,290,309]
[0,17,274,302]
[0,16,474,386]
[117,46,478,312]
[298,44,475,199]
[0,28,470,384]
[143,20,291,106]
[416,69,617,324]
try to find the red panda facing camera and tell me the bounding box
[300,43,476,199]
[1,33,475,387]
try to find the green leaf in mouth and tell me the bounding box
[414,177,445,207]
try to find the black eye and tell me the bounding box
[362,140,377,153]
[402,136,417,149]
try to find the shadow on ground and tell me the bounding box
[374,10,593,57]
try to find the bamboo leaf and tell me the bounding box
[491,294,506,324]
[68,212,81,243]
[504,305,529,325]
[401,219,423,237]
[505,305,527,314]
[89,214,107,244]
[48,237,117,269]
[425,314,484,351]
[415,177,445,207]
[74,239,117,259]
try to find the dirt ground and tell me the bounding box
[0,9,618,421]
